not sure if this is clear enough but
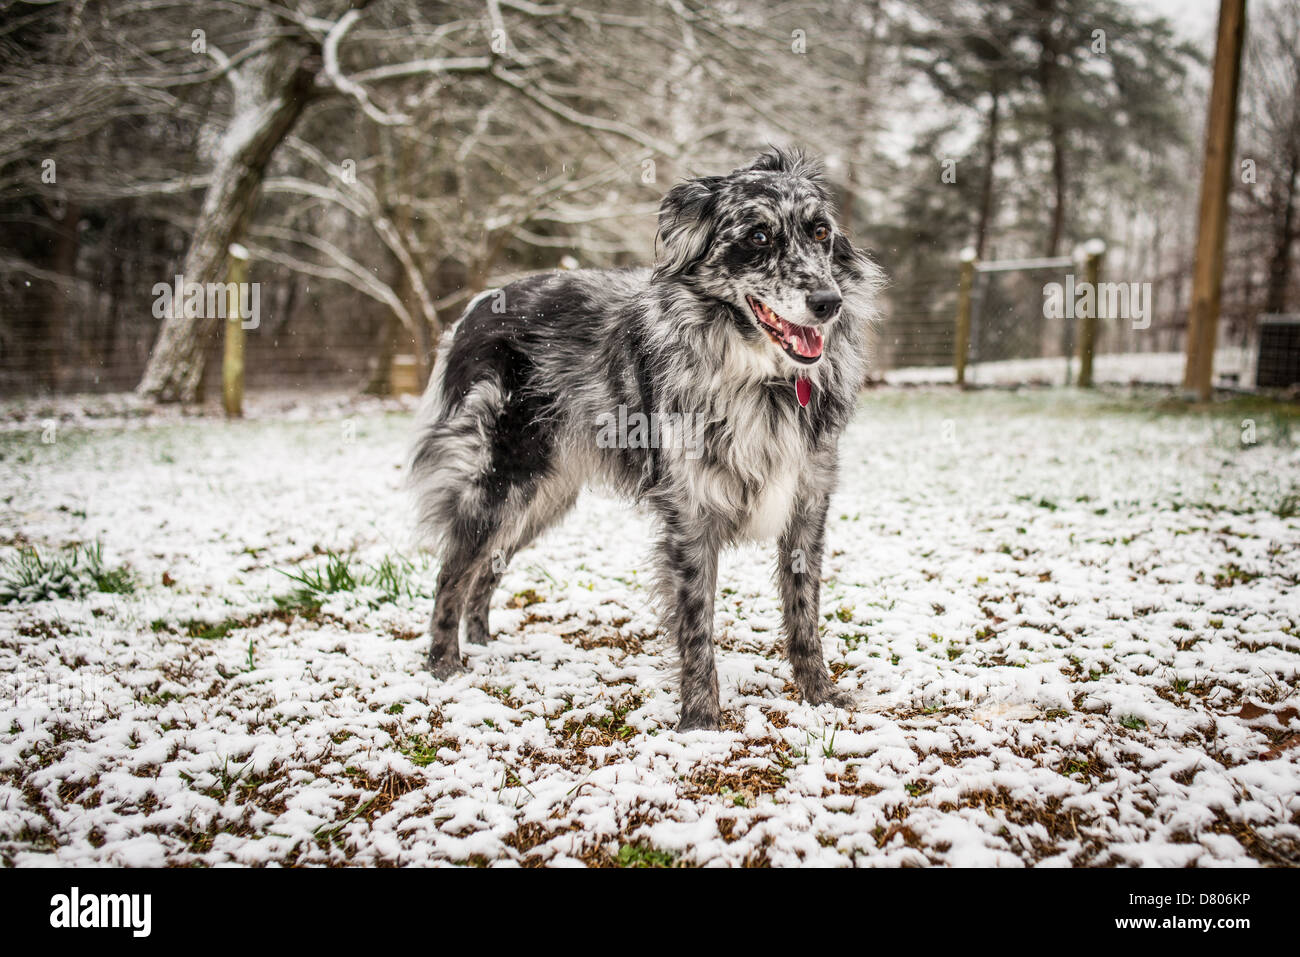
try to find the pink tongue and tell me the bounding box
[795,377,812,407]
[788,325,823,358]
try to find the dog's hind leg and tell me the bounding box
[777,490,854,707]
[463,555,506,646]
[427,534,488,677]
[462,477,581,646]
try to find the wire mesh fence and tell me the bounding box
[3,246,1296,398]
[878,247,1294,389]
[0,271,407,399]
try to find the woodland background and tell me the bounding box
[1,0,1297,398]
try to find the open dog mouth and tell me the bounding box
[745,296,823,363]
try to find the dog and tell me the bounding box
[409,148,883,730]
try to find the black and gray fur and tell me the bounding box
[409,148,883,731]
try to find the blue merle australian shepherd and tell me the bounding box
[409,148,883,730]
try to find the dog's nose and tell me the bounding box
[806,289,841,320]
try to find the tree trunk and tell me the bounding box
[1046,125,1067,257]
[1264,146,1298,314]
[137,42,318,403]
[42,198,80,392]
[975,90,1000,259]
[1035,0,1066,258]
[100,209,129,383]
[366,125,417,395]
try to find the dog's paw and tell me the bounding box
[802,683,859,710]
[426,652,466,679]
[676,709,722,732]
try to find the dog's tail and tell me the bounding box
[407,290,504,552]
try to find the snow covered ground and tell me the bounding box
[886,348,1259,389]
[1,386,1298,867]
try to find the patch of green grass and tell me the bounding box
[1150,391,1300,422]
[820,723,838,758]
[0,542,134,604]
[183,619,238,640]
[839,632,870,651]
[1212,564,1261,589]
[139,691,180,706]
[275,551,359,612]
[510,588,545,608]
[1118,714,1147,731]
[399,734,443,767]
[369,555,423,603]
[275,550,427,613]
[561,693,644,742]
[179,756,256,800]
[615,842,676,868]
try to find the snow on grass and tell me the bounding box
[885,349,1258,388]
[1,386,1297,867]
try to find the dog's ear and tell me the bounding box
[654,175,723,280]
[831,232,885,309]
[830,233,869,283]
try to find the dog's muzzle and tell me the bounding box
[745,295,827,364]
[806,289,842,321]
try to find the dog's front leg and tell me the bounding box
[778,492,854,708]
[656,511,722,731]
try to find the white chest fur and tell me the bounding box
[741,453,800,540]
[680,392,806,542]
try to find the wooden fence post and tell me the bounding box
[955,247,977,387]
[1184,0,1247,401]
[223,244,248,417]
[1077,239,1106,388]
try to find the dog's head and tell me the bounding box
[654,148,874,371]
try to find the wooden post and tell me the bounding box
[1183,0,1247,401]
[1077,239,1106,388]
[223,244,248,417]
[955,247,977,387]
[390,354,421,396]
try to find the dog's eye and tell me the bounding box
[750,229,771,247]
[812,224,830,242]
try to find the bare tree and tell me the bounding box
[1238,0,1300,315]
[137,23,324,401]
[0,0,920,398]
[129,0,903,398]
